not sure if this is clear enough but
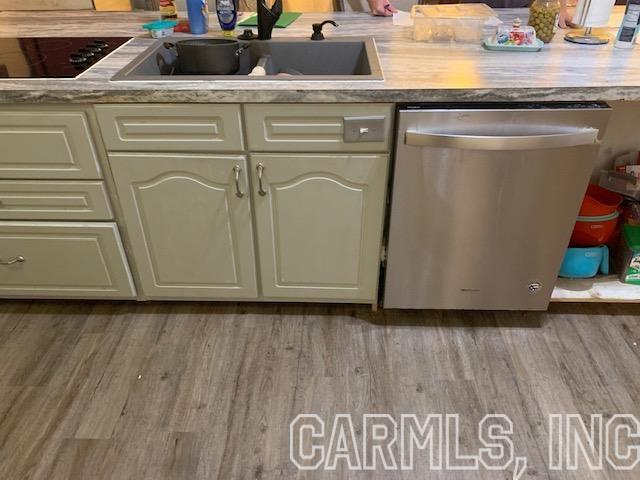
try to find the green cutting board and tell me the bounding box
[238,12,301,28]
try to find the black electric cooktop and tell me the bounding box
[0,37,132,79]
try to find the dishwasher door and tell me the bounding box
[384,104,611,310]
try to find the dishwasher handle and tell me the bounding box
[404,128,599,151]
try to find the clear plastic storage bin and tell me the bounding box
[599,170,640,201]
[411,4,497,43]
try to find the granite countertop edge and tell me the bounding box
[0,86,638,104]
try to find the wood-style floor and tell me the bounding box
[0,301,638,480]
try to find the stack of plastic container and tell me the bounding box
[559,184,623,278]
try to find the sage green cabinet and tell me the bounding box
[0,110,102,179]
[0,222,135,299]
[95,105,244,153]
[0,180,112,221]
[108,153,258,299]
[99,103,392,304]
[244,104,393,153]
[251,154,389,302]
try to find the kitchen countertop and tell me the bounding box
[0,8,639,103]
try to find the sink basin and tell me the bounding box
[111,37,383,81]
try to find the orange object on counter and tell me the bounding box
[175,20,191,33]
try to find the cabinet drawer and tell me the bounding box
[95,104,244,152]
[0,222,135,299]
[0,110,102,179]
[244,104,393,152]
[0,181,112,221]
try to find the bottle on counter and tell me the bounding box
[187,0,209,35]
[159,0,178,19]
[528,0,561,43]
[216,0,238,37]
[615,0,640,49]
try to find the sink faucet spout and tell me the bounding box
[257,0,283,40]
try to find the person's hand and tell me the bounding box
[558,7,574,28]
[368,0,396,17]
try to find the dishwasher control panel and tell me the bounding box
[343,116,386,143]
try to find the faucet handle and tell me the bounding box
[311,20,338,41]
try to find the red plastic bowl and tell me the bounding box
[570,211,619,247]
[578,184,623,217]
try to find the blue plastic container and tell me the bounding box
[186,0,209,35]
[142,20,178,38]
[559,246,609,279]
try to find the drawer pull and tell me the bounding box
[233,165,244,198]
[0,255,25,265]
[256,163,267,196]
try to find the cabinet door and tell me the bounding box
[109,153,258,299]
[252,154,388,302]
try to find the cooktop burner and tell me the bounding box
[0,37,132,79]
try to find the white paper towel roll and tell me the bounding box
[573,0,616,27]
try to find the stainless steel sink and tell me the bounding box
[111,37,383,81]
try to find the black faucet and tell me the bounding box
[257,0,282,40]
[310,20,338,41]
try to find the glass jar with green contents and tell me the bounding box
[528,0,561,43]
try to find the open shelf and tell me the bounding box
[552,275,640,303]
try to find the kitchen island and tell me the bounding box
[1,8,640,307]
[0,8,639,103]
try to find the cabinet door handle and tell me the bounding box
[0,255,25,265]
[256,163,267,196]
[233,165,244,198]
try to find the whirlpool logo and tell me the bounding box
[528,281,543,293]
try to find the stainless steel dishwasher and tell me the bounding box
[384,103,611,310]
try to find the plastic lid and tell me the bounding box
[576,210,620,222]
[411,4,497,20]
[623,224,640,249]
[497,23,536,34]
[143,20,178,30]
